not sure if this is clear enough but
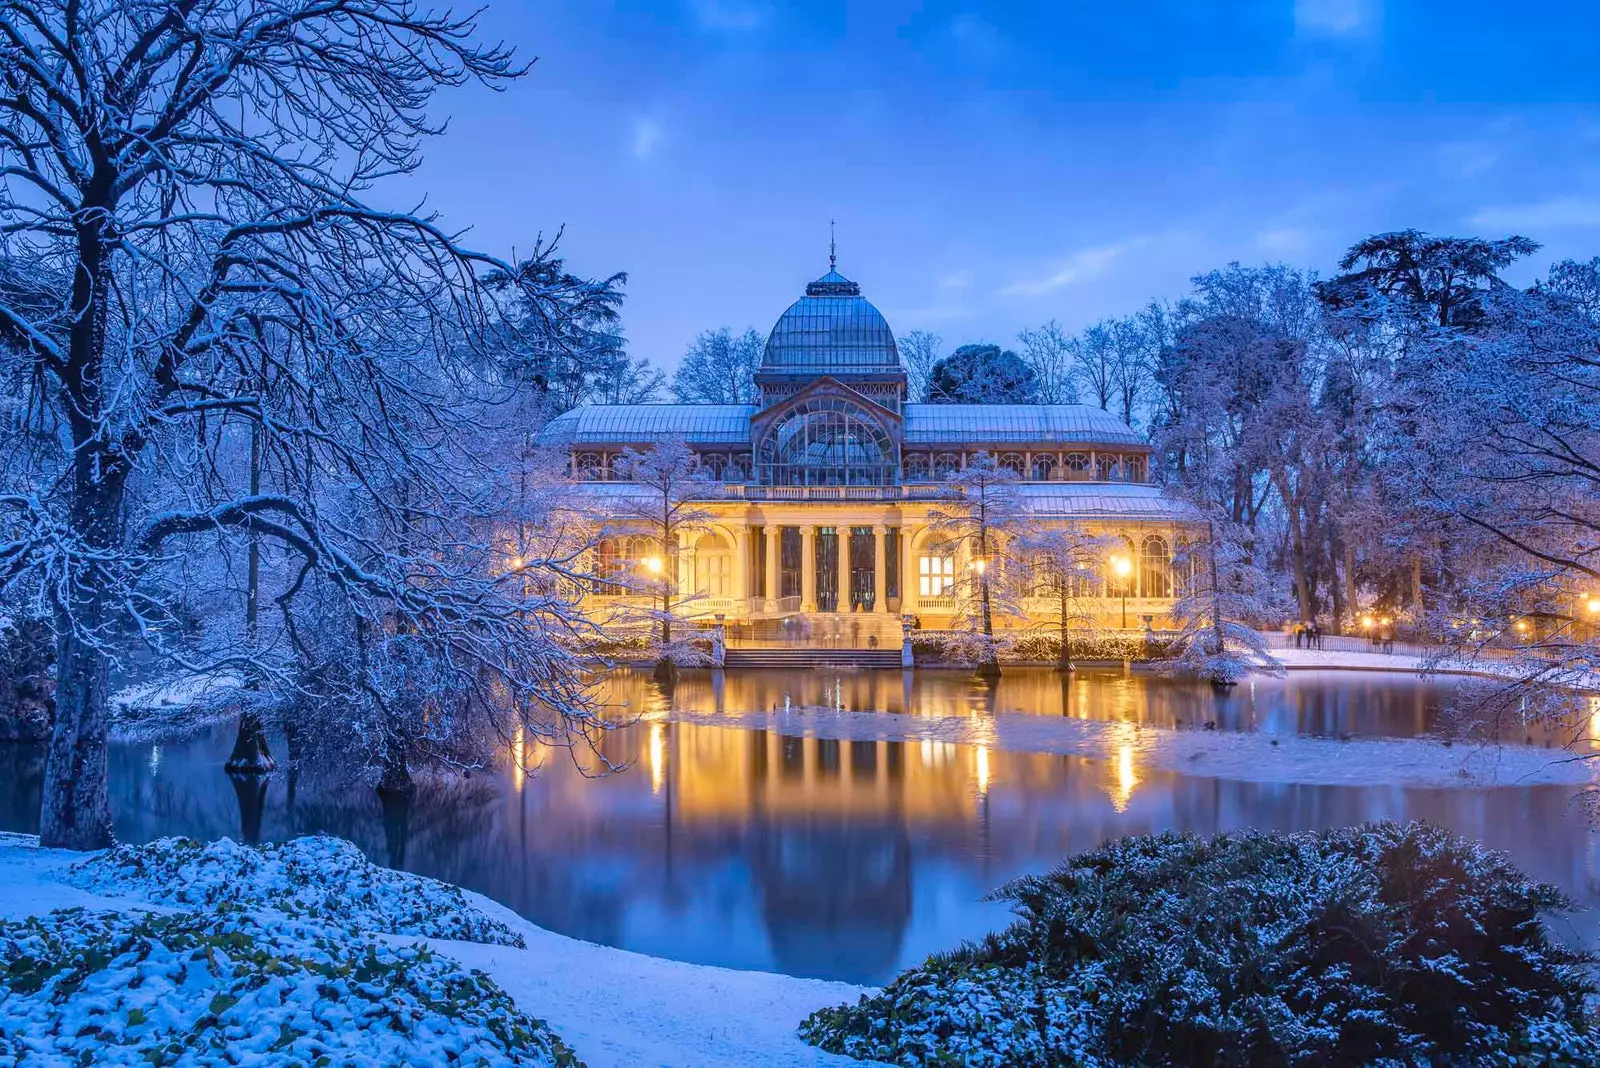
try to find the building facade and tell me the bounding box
[540,263,1193,644]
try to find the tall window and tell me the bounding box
[594,537,625,594]
[779,527,802,599]
[1096,454,1120,481]
[886,528,901,600]
[1064,452,1090,477]
[1031,454,1056,481]
[998,452,1025,474]
[1140,535,1172,598]
[919,552,955,597]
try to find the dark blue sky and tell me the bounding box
[396,1,1600,371]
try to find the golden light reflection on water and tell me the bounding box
[1112,743,1138,812]
[649,721,665,796]
[975,745,990,796]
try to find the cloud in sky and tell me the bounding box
[630,116,664,160]
[1294,0,1379,37]
[1470,196,1600,231]
[1002,242,1138,298]
[688,0,767,33]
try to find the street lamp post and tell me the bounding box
[1111,554,1133,630]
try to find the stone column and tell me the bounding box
[838,526,853,613]
[764,525,780,611]
[872,525,888,613]
[733,528,749,606]
[800,526,817,613]
[901,527,918,612]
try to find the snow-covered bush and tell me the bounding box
[71,835,524,948]
[801,822,1598,1066]
[0,907,581,1066]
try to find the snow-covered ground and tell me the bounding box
[656,703,1598,790]
[0,834,874,1068]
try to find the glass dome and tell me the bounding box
[761,269,901,374]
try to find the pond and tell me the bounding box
[2,668,1597,986]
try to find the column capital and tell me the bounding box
[871,523,888,535]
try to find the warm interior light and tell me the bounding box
[642,555,664,574]
[1110,555,1132,578]
[1361,616,1373,629]
[1516,619,1530,633]
[1587,597,1600,616]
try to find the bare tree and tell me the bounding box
[671,327,763,404]
[610,438,716,682]
[1070,322,1118,411]
[1015,525,1112,670]
[0,0,616,848]
[1016,320,1078,404]
[927,452,1026,678]
[898,329,942,403]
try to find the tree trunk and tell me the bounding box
[1057,586,1073,671]
[228,771,269,844]
[226,709,276,773]
[1411,554,1425,639]
[40,200,121,851]
[377,735,413,797]
[1275,471,1313,625]
[1343,542,1358,632]
[976,532,999,679]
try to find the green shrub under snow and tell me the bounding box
[801,822,1600,1067]
[71,834,524,947]
[0,907,582,1067]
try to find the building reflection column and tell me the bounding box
[765,525,780,611]
[801,525,817,612]
[872,524,888,613]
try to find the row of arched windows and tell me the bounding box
[913,535,1178,600]
[902,451,1148,483]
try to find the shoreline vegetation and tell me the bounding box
[6,823,1596,1067]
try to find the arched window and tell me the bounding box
[1107,535,1136,597]
[1123,455,1147,483]
[595,538,627,594]
[998,452,1025,475]
[724,454,747,483]
[700,453,726,480]
[695,531,731,597]
[756,396,896,486]
[1030,454,1057,481]
[933,452,960,478]
[576,452,604,481]
[1030,551,1060,598]
[1096,454,1120,481]
[1140,535,1172,598]
[1064,452,1090,477]
[918,549,956,597]
[904,453,930,480]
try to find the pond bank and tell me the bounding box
[0,833,871,1068]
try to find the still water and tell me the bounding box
[2,668,1597,985]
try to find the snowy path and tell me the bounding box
[0,834,875,1068]
[657,704,1598,790]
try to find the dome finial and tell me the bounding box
[829,218,837,271]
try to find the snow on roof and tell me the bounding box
[537,404,757,445]
[539,401,1146,449]
[902,404,1144,446]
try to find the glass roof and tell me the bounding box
[760,268,901,373]
[537,404,756,445]
[904,404,1145,446]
